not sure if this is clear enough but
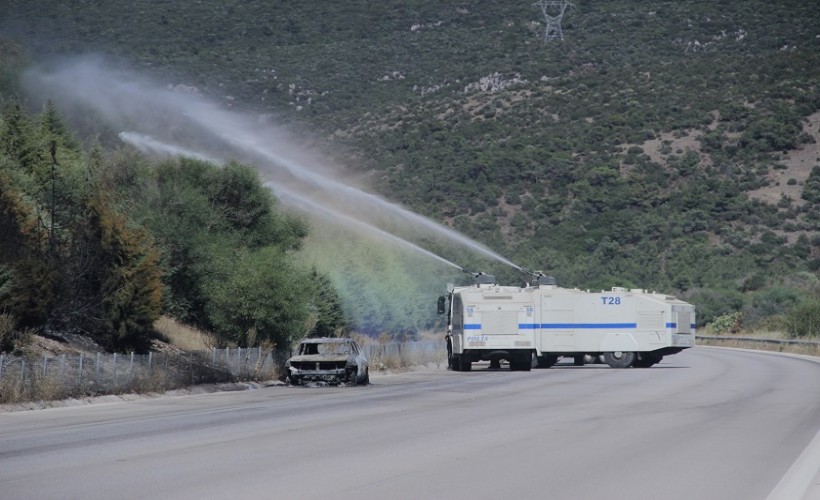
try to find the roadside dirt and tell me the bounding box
[25,332,105,357]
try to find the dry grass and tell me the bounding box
[0,348,274,405]
[0,370,81,404]
[0,364,231,405]
[0,314,36,354]
[0,316,279,406]
[346,332,446,371]
[154,316,217,351]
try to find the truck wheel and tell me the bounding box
[536,355,559,368]
[634,354,663,368]
[510,356,532,371]
[459,355,472,371]
[604,351,636,368]
[447,341,457,371]
[573,355,585,366]
[450,353,460,371]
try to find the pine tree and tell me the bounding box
[39,100,79,152]
[57,192,163,351]
[0,101,43,173]
[0,172,55,328]
[308,268,348,337]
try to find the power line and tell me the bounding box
[532,0,575,42]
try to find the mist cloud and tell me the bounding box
[23,55,517,270]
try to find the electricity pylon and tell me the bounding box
[532,0,574,42]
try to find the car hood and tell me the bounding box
[288,354,351,364]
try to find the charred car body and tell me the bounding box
[285,338,370,385]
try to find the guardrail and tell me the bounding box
[696,335,820,347]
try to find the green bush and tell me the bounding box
[803,166,820,204]
[784,300,820,337]
[685,288,744,326]
[708,312,742,335]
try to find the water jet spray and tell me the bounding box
[25,58,522,273]
[120,131,467,272]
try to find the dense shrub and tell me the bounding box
[784,300,820,337]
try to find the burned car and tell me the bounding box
[285,337,369,386]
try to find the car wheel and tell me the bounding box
[348,368,358,386]
[362,368,370,385]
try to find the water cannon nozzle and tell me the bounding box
[519,267,557,286]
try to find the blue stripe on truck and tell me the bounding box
[515,323,639,329]
[541,323,637,329]
[466,323,695,331]
[468,323,688,330]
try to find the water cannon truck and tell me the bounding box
[437,271,695,370]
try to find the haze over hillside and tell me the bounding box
[2,0,820,334]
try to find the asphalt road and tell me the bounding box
[1,346,819,500]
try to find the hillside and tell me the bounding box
[2,0,820,334]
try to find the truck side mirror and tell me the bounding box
[437,296,446,315]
